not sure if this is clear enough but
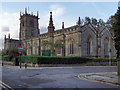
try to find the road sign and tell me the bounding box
[18,46,23,51]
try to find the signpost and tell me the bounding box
[18,45,23,68]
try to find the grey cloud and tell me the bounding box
[0,38,4,49]
[2,26,9,32]
[40,27,48,34]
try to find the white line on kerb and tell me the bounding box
[0,81,14,90]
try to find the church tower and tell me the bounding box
[19,8,40,40]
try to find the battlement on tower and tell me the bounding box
[20,8,39,19]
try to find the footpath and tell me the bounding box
[78,72,120,86]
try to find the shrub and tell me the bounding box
[3,56,11,61]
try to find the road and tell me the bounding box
[2,66,119,89]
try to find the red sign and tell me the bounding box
[18,46,23,51]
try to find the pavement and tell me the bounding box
[78,72,120,86]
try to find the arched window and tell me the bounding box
[56,44,61,54]
[28,43,31,55]
[34,42,38,54]
[69,39,74,54]
[104,37,109,58]
[87,37,92,56]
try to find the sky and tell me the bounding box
[0,1,119,50]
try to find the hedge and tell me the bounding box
[17,56,120,64]
[0,56,2,60]
[2,56,120,64]
[17,56,90,64]
[3,56,11,61]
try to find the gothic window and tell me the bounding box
[30,21,34,27]
[87,37,92,56]
[56,46,61,54]
[34,42,37,54]
[35,47,38,54]
[69,39,74,54]
[28,43,31,55]
[104,37,109,58]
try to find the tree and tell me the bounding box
[85,17,91,24]
[98,19,105,26]
[91,18,97,26]
[2,49,9,56]
[106,16,115,29]
[108,7,120,58]
[22,47,27,56]
[84,17,105,27]
[8,47,19,60]
[42,39,64,56]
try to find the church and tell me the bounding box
[4,9,116,58]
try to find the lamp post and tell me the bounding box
[2,36,4,66]
[19,51,21,68]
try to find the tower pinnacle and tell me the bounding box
[62,22,64,29]
[25,8,27,14]
[48,12,55,33]
[49,12,53,26]
[77,17,81,26]
[8,33,10,39]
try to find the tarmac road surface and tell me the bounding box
[2,66,119,89]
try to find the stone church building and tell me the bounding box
[4,9,116,58]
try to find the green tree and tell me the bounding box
[42,39,64,56]
[98,19,105,26]
[8,47,19,60]
[91,18,97,26]
[22,47,27,56]
[111,7,120,58]
[2,49,9,56]
[85,17,91,24]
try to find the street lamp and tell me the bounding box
[2,49,3,66]
[2,36,4,66]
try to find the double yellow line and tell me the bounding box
[0,81,14,90]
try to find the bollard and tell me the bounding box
[25,63,27,69]
[118,61,120,76]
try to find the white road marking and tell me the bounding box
[0,81,14,90]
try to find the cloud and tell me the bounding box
[0,12,20,49]
[0,38,4,49]
[0,12,19,39]
[1,26,9,32]
[40,4,65,33]
[50,4,65,18]
[40,26,48,34]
